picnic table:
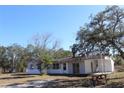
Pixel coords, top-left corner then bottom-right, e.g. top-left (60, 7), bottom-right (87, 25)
top-left (90, 72), bottom-right (111, 87)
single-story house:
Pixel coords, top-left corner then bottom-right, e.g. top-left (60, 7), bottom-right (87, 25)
top-left (26, 55), bottom-right (114, 75)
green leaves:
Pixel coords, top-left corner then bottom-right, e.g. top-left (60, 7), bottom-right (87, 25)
top-left (73, 6), bottom-right (124, 58)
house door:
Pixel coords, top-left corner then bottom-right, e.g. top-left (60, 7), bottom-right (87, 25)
top-left (91, 62), bottom-right (94, 73)
top-left (73, 63), bottom-right (79, 74)
top-left (91, 61), bottom-right (98, 73)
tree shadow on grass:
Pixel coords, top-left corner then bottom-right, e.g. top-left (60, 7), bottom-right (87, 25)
top-left (5, 78), bottom-right (91, 88)
top-left (11, 73), bottom-right (39, 76)
top-left (6, 83), bottom-right (22, 86)
top-left (48, 74), bottom-right (89, 77)
top-left (103, 82), bottom-right (124, 88)
top-left (108, 76), bottom-right (124, 81)
top-left (5, 78), bottom-right (124, 88)
top-left (42, 79), bottom-right (91, 88)
top-left (0, 76), bottom-right (35, 80)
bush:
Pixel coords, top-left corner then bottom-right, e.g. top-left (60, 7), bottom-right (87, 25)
top-left (113, 56), bottom-right (124, 65)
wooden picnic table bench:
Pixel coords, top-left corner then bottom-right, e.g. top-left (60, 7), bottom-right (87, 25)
top-left (90, 72), bottom-right (111, 87)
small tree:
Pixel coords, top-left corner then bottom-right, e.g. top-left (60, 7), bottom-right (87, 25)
top-left (30, 33), bottom-right (60, 74)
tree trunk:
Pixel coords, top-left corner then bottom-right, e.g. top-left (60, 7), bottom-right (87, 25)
top-left (2, 67), bottom-right (6, 73)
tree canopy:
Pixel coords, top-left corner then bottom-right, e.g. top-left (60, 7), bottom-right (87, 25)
top-left (72, 6), bottom-right (124, 59)
top-left (0, 34), bottom-right (72, 73)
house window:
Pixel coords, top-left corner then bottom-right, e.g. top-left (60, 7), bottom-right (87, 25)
top-left (53, 64), bottom-right (55, 69)
top-left (53, 63), bottom-right (60, 69)
top-left (63, 63), bottom-right (66, 70)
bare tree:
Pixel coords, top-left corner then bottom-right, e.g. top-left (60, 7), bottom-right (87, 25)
top-left (51, 40), bottom-right (60, 50)
top-left (31, 33), bottom-right (60, 51)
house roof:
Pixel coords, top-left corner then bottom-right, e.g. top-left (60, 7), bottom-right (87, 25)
top-left (54, 55), bottom-right (109, 63)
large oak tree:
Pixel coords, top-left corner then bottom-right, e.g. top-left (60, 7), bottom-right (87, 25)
top-left (72, 6), bottom-right (124, 59)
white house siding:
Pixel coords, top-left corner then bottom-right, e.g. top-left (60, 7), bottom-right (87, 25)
top-left (104, 59), bottom-right (114, 72)
top-left (84, 60), bottom-right (92, 74)
top-left (84, 59), bottom-right (105, 74)
top-left (47, 63), bottom-right (63, 74)
top-left (26, 69), bottom-right (40, 74)
top-left (105, 57), bottom-right (114, 72)
top-left (68, 63), bottom-right (73, 74)
top-left (95, 59), bottom-right (114, 72)
top-left (79, 61), bottom-right (85, 74)
top-left (104, 60), bottom-right (112, 72)
top-left (47, 69), bottom-right (63, 74)
top-left (26, 62), bottom-right (40, 74)
top-left (110, 58), bottom-right (114, 72)
top-left (84, 58), bottom-right (114, 74)
top-left (47, 63), bottom-right (69, 74)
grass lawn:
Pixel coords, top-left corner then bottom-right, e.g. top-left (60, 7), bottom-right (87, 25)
top-left (0, 66), bottom-right (124, 87)
top-left (0, 73), bottom-right (87, 87)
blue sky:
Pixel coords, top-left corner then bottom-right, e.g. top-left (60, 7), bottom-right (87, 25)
top-left (0, 5), bottom-right (115, 50)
